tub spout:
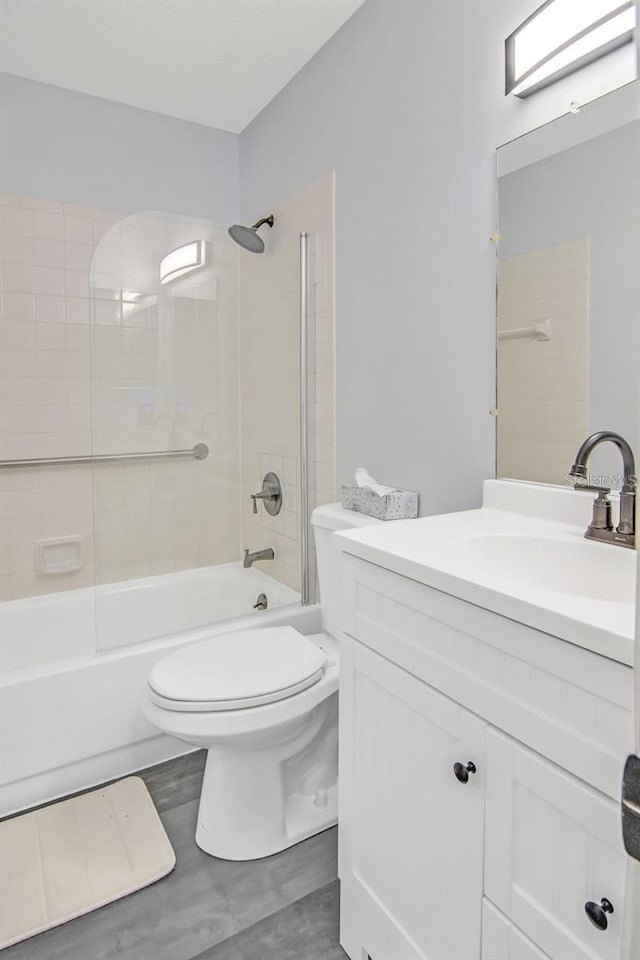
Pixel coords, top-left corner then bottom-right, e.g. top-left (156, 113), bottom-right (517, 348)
top-left (243, 547), bottom-right (275, 568)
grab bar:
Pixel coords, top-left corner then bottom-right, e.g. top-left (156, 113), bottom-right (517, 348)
top-left (0, 443), bottom-right (209, 469)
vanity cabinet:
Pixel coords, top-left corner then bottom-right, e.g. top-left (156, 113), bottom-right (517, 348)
top-left (340, 640), bottom-right (486, 960)
top-left (485, 731), bottom-right (626, 960)
top-left (482, 901), bottom-right (551, 960)
top-left (339, 555), bottom-right (633, 960)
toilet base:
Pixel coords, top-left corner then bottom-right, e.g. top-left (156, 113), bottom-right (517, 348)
top-left (193, 700), bottom-right (338, 861)
top-left (195, 784), bottom-right (338, 861)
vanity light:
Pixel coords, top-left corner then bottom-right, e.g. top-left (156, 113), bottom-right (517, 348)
top-left (159, 239), bottom-right (207, 284)
top-left (506, 0), bottom-right (637, 98)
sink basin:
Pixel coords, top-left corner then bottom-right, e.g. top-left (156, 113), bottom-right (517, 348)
top-left (453, 535), bottom-right (635, 604)
top-left (336, 480), bottom-right (637, 664)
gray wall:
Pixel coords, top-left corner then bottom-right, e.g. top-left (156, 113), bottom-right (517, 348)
top-left (499, 122), bottom-right (640, 462)
top-left (0, 73), bottom-right (239, 222)
top-left (239, 0), bottom-right (636, 515)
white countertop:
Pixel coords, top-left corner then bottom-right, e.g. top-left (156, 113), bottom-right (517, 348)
top-left (336, 480), bottom-right (636, 666)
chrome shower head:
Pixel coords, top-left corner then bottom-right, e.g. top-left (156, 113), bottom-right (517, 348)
top-left (228, 214), bottom-right (274, 253)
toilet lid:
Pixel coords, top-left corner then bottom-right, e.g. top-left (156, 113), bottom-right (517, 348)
top-left (148, 626), bottom-right (328, 710)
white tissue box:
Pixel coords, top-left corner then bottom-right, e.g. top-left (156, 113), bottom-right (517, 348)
top-left (341, 484), bottom-right (419, 520)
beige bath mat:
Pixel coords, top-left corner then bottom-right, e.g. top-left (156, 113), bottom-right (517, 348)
top-left (0, 776), bottom-right (175, 949)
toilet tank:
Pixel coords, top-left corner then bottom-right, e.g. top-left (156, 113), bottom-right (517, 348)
top-left (310, 503), bottom-right (382, 639)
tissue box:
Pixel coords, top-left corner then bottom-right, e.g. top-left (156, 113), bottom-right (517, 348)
top-left (341, 484), bottom-right (419, 521)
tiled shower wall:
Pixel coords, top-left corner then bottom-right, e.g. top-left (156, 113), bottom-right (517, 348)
top-left (239, 173), bottom-right (336, 592)
top-left (1, 175), bottom-right (335, 602)
top-left (89, 213), bottom-right (240, 586)
top-left (497, 238), bottom-right (589, 485)
top-left (1, 196), bottom-right (113, 601)
top-left (0, 196), bottom-right (240, 600)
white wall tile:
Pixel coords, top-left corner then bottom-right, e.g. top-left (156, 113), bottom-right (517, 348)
top-left (64, 215), bottom-right (93, 245)
top-left (3, 234), bottom-right (35, 265)
top-left (65, 297), bottom-right (90, 325)
top-left (3, 292), bottom-right (35, 322)
top-left (64, 243), bottom-right (93, 272)
top-left (2, 320), bottom-right (36, 350)
top-left (33, 211), bottom-right (63, 240)
top-left (35, 266), bottom-right (65, 297)
top-left (2, 207), bottom-right (34, 237)
top-left (64, 268), bottom-right (90, 300)
top-left (36, 322), bottom-right (66, 350)
top-left (1, 200), bottom-right (245, 604)
top-left (34, 294), bottom-right (64, 324)
top-left (34, 238), bottom-right (65, 269)
top-left (2, 263), bottom-right (35, 293)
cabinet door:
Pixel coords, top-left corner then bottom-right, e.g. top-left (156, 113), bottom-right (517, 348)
top-left (482, 899), bottom-right (551, 960)
top-left (340, 640), bottom-right (486, 960)
top-left (485, 730), bottom-right (627, 960)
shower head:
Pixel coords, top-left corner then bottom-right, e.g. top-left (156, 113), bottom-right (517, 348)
top-left (228, 215), bottom-right (274, 253)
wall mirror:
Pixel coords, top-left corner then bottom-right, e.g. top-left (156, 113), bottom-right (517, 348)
top-left (495, 81), bottom-right (639, 488)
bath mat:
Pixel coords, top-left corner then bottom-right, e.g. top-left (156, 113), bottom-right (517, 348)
top-left (0, 776), bottom-right (175, 949)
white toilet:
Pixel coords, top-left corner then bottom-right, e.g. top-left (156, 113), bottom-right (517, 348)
top-left (143, 503), bottom-right (380, 861)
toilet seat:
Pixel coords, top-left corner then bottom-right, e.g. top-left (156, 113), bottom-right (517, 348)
top-left (148, 626), bottom-right (328, 713)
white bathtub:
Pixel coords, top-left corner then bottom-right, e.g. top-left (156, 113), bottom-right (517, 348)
top-left (0, 562), bottom-right (300, 672)
top-left (0, 565), bottom-right (321, 816)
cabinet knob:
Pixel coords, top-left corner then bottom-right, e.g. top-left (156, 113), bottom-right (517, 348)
top-left (584, 898), bottom-right (614, 930)
top-left (453, 761), bottom-right (476, 784)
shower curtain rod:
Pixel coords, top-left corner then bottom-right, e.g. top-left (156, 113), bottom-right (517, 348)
top-left (0, 443), bottom-right (209, 469)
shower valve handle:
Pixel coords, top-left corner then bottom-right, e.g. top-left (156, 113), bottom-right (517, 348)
top-left (251, 489), bottom-right (274, 512)
top-left (250, 473), bottom-right (283, 517)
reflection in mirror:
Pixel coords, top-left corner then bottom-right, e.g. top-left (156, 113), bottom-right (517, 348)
top-left (496, 84), bottom-right (639, 488)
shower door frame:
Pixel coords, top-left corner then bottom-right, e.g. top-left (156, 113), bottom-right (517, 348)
top-left (299, 231), bottom-right (315, 606)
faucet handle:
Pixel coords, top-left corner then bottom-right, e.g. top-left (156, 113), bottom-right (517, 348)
top-left (249, 472), bottom-right (283, 517)
top-left (591, 490), bottom-right (613, 531)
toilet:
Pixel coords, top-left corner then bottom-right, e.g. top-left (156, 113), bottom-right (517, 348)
top-left (143, 503), bottom-right (380, 861)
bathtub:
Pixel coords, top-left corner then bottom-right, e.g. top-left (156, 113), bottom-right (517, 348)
top-left (1, 563), bottom-right (301, 673)
top-left (0, 564), bottom-right (321, 816)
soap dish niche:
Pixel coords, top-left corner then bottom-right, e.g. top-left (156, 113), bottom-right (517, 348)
top-left (37, 536), bottom-right (82, 576)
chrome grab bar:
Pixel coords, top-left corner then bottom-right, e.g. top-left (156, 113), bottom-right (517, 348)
top-left (0, 443), bottom-right (209, 469)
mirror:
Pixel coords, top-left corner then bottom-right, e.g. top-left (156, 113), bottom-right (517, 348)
top-left (495, 83), bottom-right (640, 488)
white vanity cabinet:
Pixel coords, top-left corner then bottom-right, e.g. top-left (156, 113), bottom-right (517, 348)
top-left (485, 731), bottom-right (627, 960)
top-left (482, 900), bottom-right (552, 960)
top-left (339, 554), bottom-right (634, 960)
top-left (339, 639), bottom-right (486, 960)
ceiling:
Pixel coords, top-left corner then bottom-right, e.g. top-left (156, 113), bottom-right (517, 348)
top-left (0, 0), bottom-right (365, 133)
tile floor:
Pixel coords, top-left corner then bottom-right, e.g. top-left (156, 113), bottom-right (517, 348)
top-left (2, 751), bottom-right (345, 960)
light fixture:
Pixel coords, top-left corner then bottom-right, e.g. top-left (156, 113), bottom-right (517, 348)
top-left (506, 0), bottom-right (637, 98)
top-left (159, 239), bottom-right (207, 284)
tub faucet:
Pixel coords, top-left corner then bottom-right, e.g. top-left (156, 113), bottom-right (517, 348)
top-left (568, 431), bottom-right (636, 549)
top-left (243, 547), bottom-right (275, 568)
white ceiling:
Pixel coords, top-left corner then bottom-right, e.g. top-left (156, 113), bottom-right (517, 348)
top-left (0, 0), bottom-right (365, 133)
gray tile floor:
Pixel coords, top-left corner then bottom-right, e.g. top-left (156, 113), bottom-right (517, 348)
top-left (2, 751), bottom-right (346, 960)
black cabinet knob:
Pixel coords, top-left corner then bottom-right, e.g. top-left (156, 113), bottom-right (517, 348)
top-left (585, 898), bottom-right (614, 930)
top-left (453, 761), bottom-right (476, 784)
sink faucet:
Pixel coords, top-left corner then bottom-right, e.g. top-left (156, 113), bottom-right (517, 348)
top-left (243, 547), bottom-right (275, 568)
top-left (568, 431), bottom-right (636, 549)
